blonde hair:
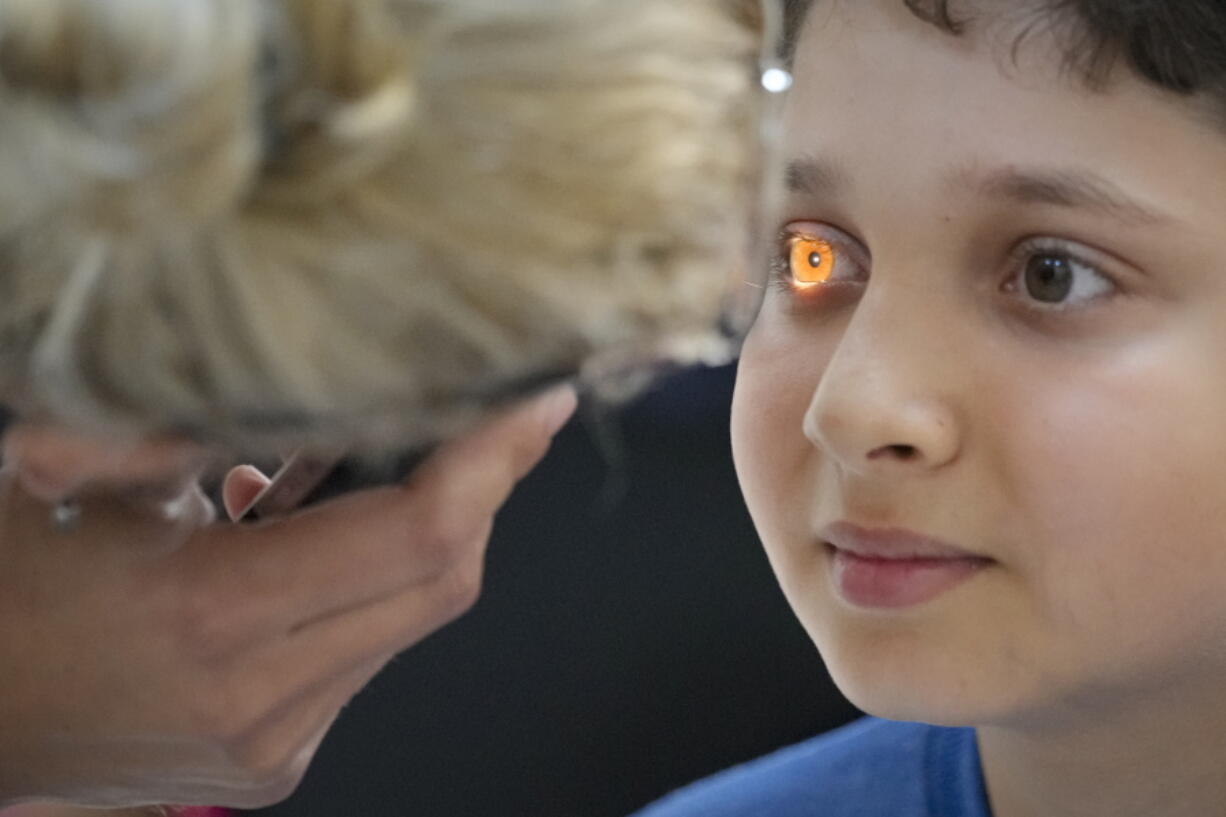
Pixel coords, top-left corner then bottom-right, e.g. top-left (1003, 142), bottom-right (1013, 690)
top-left (0, 0), bottom-right (769, 455)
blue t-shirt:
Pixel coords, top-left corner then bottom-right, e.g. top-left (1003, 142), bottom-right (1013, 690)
top-left (631, 717), bottom-right (992, 817)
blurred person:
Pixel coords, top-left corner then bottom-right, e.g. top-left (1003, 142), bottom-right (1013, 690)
top-left (0, 0), bottom-right (770, 812)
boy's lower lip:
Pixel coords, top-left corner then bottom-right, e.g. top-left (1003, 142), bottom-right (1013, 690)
top-left (827, 545), bottom-right (991, 610)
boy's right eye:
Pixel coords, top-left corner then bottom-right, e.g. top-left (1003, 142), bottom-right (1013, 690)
top-left (790, 236), bottom-right (838, 286)
top-left (771, 223), bottom-right (867, 298)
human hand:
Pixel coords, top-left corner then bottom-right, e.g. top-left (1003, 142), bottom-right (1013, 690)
top-left (0, 805), bottom-right (206, 817)
top-left (0, 386), bottom-right (576, 809)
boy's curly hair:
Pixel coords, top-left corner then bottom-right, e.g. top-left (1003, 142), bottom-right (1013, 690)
top-left (783, 0), bottom-right (1226, 104)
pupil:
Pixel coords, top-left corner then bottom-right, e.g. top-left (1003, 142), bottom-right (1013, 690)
top-left (808, 251), bottom-right (823, 268)
top-left (1025, 255), bottom-right (1072, 303)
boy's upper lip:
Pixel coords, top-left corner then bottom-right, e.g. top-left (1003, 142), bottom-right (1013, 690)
top-left (819, 521), bottom-right (989, 561)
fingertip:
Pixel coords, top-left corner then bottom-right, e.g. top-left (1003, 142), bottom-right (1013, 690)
top-left (223, 464), bottom-right (272, 521)
top-left (2, 426), bottom-right (82, 501)
top-left (535, 384), bottom-right (578, 438)
top-left (14, 463), bottom-right (77, 503)
top-left (2, 424), bottom-right (214, 500)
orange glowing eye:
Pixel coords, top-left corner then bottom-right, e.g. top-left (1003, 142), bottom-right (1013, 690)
top-left (789, 236), bottom-right (837, 286)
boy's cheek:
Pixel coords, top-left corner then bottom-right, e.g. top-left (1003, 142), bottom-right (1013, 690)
top-left (996, 350), bottom-right (1226, 654)
top-left (731, 336), bottom-right (823, 509)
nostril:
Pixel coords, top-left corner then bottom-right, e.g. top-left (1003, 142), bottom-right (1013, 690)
top-left (868, 443), bottom-right (919, 461)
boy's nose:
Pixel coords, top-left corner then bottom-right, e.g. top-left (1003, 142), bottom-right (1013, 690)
top-left (802, 300), bottom-right (962, 478)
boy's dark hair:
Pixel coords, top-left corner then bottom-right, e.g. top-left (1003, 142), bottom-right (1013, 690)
top-left (782, 0), bottom-right (1226, 106)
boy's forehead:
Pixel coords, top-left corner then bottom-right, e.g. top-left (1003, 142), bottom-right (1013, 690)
top-left (788, 1), bottom-right (1096, 154)
top-left (796, 0), bottom-right (1059, 80)
top-left (782, 0), bottom-right (1226, 227)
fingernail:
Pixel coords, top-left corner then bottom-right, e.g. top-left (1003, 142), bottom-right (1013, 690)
top-left (539, 385), bottom-right (578, 437)
top-left (15, 461), bottom-right (75, 502)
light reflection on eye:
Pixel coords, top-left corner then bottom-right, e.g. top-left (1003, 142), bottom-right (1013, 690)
top-left (788, 235), bottom-right (838, 287)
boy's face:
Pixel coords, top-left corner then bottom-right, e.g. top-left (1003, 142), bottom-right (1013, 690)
top-left (732, 0), bottom-right (1226, 727)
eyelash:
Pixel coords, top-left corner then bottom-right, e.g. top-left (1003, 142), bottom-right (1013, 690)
top-left (766, 232), bottom-right (793, 295)
top-left (767, 253), bottom-right (801, 297)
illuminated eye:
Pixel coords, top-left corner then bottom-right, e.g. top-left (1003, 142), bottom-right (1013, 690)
top-left (789, 236), bottom-right (837, 286)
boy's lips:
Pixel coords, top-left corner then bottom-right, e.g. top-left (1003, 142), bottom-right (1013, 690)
top-left (819, 521), bottom-right (987, 560)
top-left (819, 521), bottom-right (994, 610)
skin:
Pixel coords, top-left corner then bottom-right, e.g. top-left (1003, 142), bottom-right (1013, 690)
top-left (730, 2), bottom-right (1226, 816)
top-left (0, 385), bottom-right (576, 811)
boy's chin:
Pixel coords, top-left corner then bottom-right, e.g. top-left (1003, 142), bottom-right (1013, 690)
top-left (833, 681), bottom-right (988, 728)
top-left (814, 637), bottom-right (1040, 729)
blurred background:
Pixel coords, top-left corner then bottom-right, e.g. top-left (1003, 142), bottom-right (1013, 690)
top-left (245, 362), bottom-right (859, 817)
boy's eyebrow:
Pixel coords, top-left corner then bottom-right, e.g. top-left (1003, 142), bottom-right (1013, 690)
top-left (967, 166), bottom-right (1171, 226)
top-left (785, 157), bottom-right (1171, 227)
top-left (785, 157), bottom-right (850, 198)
